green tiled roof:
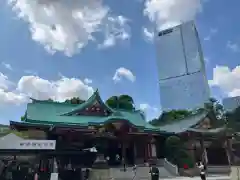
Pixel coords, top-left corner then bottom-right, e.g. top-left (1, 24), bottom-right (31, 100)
top-left (25, 90), bottom-right (153, 130)
top-left (13, 90), bottom-right (216, 134)
top-left (158, 111), bottom-right (208, 134)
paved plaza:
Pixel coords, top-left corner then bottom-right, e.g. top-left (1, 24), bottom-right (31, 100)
top-left (113, 175), bottom-right (230, 180)
top-left (160, 176), bottom-right (230, 180)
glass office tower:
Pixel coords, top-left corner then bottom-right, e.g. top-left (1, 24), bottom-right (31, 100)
top-left (155, 21), bottom-right (210, 111)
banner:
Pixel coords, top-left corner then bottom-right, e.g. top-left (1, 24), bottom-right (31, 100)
top-left (0, 139), bottom-right (56, 150)
top-left (18, 140), bottom-right (56, 150)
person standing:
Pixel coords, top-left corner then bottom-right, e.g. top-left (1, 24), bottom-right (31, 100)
top-left (197, 162), bottom-right (206, 180)
top-left (149, 163), bottom-right (159, 180)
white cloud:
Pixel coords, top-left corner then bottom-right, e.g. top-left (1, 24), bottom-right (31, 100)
top-left (9, 0), bottom-right (130, 56)
top-left (227, 41), bottom-right (240, 52)
top-left (204, 28), bottom-right (218, 41)
top-left (99, 16), bottom-right (130, 49)
top-left (208, 65), bottom-right (240, 97)
top-left (139, 103), bottom-right (159, 120)
top-left (17, 76), bottom-right (94, 102)
top-left (142, 27), bottom-right (154, 42)
top-left (113, 67), bottom-right (136, 83)
top-left (0, 89), bottom-right (27, 105)
top-left (0, 72), bottom-right (94, 105)
top-left (203, 36), bottom-right (210, 41)
top-left (84, 78), bottom-right (93, 84)
top-left (2, 62), bottom-right (13, 71)
top-left (210, 28), bottom-right (218, 34)
top-left (0, 73), bottom-right (27, 105)
top-left (139, 103), bottom-right (158, 112)
top-left (143, 0), bottom-right (202, 30)
top-left (0, 73), bottom-right (13, 90)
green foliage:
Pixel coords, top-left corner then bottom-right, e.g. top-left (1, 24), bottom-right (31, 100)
top-left (177, 150), bottom-right (194, 168)
top-left (165, 136), bottom-right (182, 149)
top-left (20, 111), bottom-right (27, 121)
top-left (64, 97), bottom-right (85, 104)
top-left (226, 106), bottom-right (240, 131)
top-left (0, 130), bottom-right (29, 139)
top-left (105, 96), bottom-right (119, 109)
top-left (165, 136), bottom-right (194, 168)
top-left (11, 131), bottom-right (29, 139)
top-left (150, 97), bottom-right (226, 127)
top-left (165, 136), bottom-right (182, 164)
top-left (202, 97), bottom-right (226, 127)
top-left (105, 95), bottom-right (135, 110)
top-left (150, 109), bottom-right (193, 126)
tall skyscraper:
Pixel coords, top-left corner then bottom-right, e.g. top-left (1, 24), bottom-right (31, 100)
top-left (155, 21), bottom-right (210, 111)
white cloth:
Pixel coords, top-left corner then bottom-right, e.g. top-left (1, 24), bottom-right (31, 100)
top-left (198, 163), bottom-right (205, 175)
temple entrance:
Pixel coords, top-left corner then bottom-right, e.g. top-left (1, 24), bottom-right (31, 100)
top-left (206, 141), bottom-right (229, 165)
top-left (125, 142), bottom-right (135, 165)
top-left (106, 140), bottom-right (121, 166)
top-left (155, 136), bottom-right (166, 158)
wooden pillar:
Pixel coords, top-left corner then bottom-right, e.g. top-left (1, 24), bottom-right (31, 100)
top-left (148, 143), bottom-right (152, 158)
top-left (121, 140), bottom-right (126, 171)
top-left (144, 142), bottom-right (149, 162)
top-left (226, 137), bottom-right (233, 165)
top-left (199, 138), bottom-right (207, 167)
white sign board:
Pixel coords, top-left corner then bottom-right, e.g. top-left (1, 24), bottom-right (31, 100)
top-left (0, 137), bottom-right (56, 150)
top-left (18, 140), bottom-right (56, 150)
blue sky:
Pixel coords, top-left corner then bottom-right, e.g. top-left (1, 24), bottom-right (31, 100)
top-left (0, 0), bottom-right (239, 124)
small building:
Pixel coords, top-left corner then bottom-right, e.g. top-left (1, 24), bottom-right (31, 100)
top-left (9, 90), bottom-right (231, 168)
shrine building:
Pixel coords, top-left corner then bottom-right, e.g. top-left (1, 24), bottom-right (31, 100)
top-left (9, 90), bottom-right (231, 168)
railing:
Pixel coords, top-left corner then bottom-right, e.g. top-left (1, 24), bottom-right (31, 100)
top-left (163, 158), bottom-right (179, 176)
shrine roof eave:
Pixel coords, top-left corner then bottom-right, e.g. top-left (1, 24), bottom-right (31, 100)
top-left (10, 120), bottom-right (167, 135)
top-left (22, 115), bottom-right (158, 131)
top-left (185, 127), bottom-right (231, 138)
top-left (10, 121), bottom-right (52, 131)
top-left (187, 127), bottom-right (226, 134)
top-left (10, 120), bottom-right (92, 131)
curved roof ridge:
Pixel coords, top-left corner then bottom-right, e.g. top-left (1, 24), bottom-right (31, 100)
top-left (29, 98), bottom-right (81, 106)
top-left (59, 89), bottom-right (115, 116)
top-left (159, 110), bottom-right (208, 126)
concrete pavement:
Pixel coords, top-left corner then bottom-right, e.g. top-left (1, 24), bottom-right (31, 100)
top-left (160, 176), bottom-right (230, 180)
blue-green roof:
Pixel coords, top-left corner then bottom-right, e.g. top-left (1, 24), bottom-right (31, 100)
top-left (24, 90), bottom-right (153, 130)
top-left (158, 111), bottom-right (208, 134)
top-left (12, 91), bottom-right (214, 134)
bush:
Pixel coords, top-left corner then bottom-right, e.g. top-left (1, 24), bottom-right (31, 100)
top-left (177, 150), bottom-right (194, 168)
top-left (165, 136), bottom-right (182, 149)
top-left (165, 136), bottom-right (194, 168)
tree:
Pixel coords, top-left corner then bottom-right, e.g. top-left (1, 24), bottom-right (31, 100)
top-left (202, 97), bottom-right (226, 127)
top-left (105, 95), bottom-right (135, 110)
top-left (165, 136), bottom-right (182, 164)
top-left (204, 98), bottom-right (224, 119)
top-left (149, 109), bottom-right (193, 126)
top-left (20, 111), bottom-right (27, 121)
top-left (105, 96), bottom-right (118, 109)
top-left (226, 106), bottom-right (240, 131)
top-left (65, 97), bottom-right (85, 104)
top-left (165, 136), bottom-right (194, 168)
